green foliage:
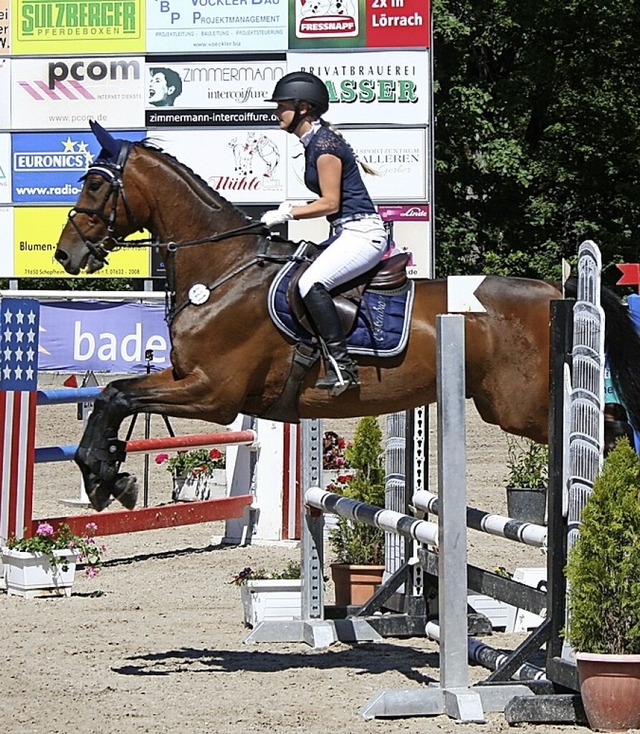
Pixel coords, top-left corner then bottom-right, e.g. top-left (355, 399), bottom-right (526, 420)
top-left (505, 437), bottom-right (548, 489)
top-left (5, 521), bottom-right (104, 576)
top-left (432, 0), bottom-right (640, 283)
top-left (565, 438), bottom-right (640, 654)
top-left (232, 561), bottom-right (301, 585)
top-left (329, 417), bottom-right (385, 565)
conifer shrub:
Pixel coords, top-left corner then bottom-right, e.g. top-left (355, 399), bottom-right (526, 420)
top-left (565, 437), bottom-right (640, 654)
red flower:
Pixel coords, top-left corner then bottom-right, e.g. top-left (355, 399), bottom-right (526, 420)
top-left (210, 448), bottom-right (222, 460)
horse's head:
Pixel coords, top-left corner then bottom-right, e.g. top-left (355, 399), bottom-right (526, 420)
top-left (55, 121), bottom-right (146, 274)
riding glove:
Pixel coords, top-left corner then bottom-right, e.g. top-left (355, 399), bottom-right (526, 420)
top-left (261, 201), bottom-right (294, 228)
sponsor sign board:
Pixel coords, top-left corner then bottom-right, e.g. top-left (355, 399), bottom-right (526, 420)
top-left (0, 133), bottom-right (11, 203)
top-left (0, 0), bottom-right (9, 54)
top-left (289, 0), bottom-right (429, 50)
top-left (13, 206), bottom-right (151, 278)
top-left (286, 49), bottom-right (428, 126)
top-left (0, 206), bottom-right (14, 275)
top-left (11, 0), bottom-right (145, 55)
top-left (11, 56), bottom-right (145, 130)
top-left (0, 58), bottom-right (9, 125)
top-left (156, 128), bottom-right (286, 203)
top-left (145, 54), bottom-right (284, 128)
top-left (379, 203), bottom-right (430, 278)
top-left (12, 129), bottom-right (146, 203)
top-left (146, 0), bottom-right (288, 53)
top-left (39, 301), bottom-right (170, 373)
top-left (286, 127), bottom-right (427, 201)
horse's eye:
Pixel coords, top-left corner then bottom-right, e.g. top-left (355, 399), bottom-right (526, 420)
top-left (87, 179), bottom-right (103, 192)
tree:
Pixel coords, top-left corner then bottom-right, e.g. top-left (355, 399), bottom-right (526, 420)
top-left (433, 0), bottom-right (640, 284)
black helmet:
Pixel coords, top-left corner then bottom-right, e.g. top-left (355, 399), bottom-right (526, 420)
top-left (267, 72), bottom-right (329, 116)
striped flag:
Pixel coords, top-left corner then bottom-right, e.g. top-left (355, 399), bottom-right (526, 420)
top-left (0, 298), bottom-right (39, 543)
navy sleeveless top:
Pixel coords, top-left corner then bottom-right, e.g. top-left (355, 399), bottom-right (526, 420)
top-left (303, 125), bottom-right (377, 223)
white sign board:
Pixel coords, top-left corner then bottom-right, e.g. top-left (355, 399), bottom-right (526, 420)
top-left (286, 127), bottom-right (427, 202)
top-left (11, 56), bottom-right (145, 130)
top-left (0, 133), bottom-right (10, 203)
top-left (0, 58), bottom-right (10, 128)
top-left (153, 129), bottom-right (286, 204)
top-left (286, 50), bottom-right (429, 126)
top-left (0, 206), bottom-right (14, 276)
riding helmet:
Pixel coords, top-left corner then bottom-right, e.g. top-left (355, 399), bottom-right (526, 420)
top-left (267, 72), bottom-right (329, 116)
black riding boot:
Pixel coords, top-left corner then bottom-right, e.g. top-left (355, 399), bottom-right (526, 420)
top-left (302, 283), bottom-right (360, 396)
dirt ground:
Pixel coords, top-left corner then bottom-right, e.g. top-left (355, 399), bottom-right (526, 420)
top-left (1, 376), bottom-right (589, 734)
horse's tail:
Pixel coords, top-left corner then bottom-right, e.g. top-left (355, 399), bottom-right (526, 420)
top-left (565, 277), bottom-right (640, 431)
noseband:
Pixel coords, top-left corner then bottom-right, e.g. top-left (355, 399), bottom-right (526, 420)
top-left (66, 141), bottom-right (137, 265)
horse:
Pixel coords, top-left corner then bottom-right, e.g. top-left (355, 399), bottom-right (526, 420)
top-left (54, 123), bottom-right (640, 513)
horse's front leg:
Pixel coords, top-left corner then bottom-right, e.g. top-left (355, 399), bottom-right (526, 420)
top-left (76, 382), bottom-right (139, 512)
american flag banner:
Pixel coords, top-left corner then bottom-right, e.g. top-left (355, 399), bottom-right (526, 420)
top-left (0, 299), bottom-right (39, 543)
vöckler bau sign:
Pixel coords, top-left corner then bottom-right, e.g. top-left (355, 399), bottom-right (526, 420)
top-left (11, 0), bottom-right (145, 54)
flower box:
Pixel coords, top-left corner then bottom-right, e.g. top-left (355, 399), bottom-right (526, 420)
top-left (2, 547), bottom-right (77, 598)
top-left (240, 579), bottom-right (302, 628)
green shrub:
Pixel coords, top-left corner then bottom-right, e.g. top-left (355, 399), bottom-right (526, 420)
top-left (506, 436), bottom-right (548, 489)
top-left (565, 437), bottom-right (640, 654)
top-left (329, 416), bottom-right (385, 565)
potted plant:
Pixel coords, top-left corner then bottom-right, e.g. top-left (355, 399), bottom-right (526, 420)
top-left (232, 562), bottom-right (302, 628)
top-left (505, 436), bottom-right (549, 524)
top-left (2, 521), bottom-right (105, 597)
top-left (564, 437), bottom-right (640, 731)
top-left (328, 416), bottom-right (386, 607)
top-left (155, 447), bottom-right (226, 502)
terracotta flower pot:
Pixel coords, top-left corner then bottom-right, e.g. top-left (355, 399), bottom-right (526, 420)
top-left (576, 651), bottom-right (640, 731)
top-left (330, 563), bottom-right (385, 606)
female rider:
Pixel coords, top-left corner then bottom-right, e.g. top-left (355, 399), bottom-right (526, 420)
top-left (261, 71), bottom-right (387, 397)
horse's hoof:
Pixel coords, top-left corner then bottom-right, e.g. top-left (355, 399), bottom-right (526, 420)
top-left (86, 487), bottom-right (113, 512)
top-left (113, 473), bottom-right (139, 509)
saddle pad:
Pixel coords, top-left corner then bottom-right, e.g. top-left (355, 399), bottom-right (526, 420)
top-left (267, 249), bottom-right (415, 359)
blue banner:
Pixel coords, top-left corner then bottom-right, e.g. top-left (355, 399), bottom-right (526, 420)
top-left (38, 301), bottom-right (170, 373)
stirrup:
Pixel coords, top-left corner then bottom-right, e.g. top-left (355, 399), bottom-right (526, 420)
top-left (315, 360), bottom-right (360, 397)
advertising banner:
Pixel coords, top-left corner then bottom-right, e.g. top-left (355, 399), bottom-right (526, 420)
top-left (0, 0), bottom-right (8, 54)
top-left (145, 54), bottom-right (284, 129)
top-left (286, 127), bottom-right (426, 201)
top-left (12, 129), bottom-right (146, 203)
top-left (0, 133), bottom-right (10, 203)
top-left (146, 0), bottom-right (288, 54)
top-left (0, 206), bottom-right (14, 276)
top-left (39, 301), bottom-right (170, 373)
top-left (0, 58), bottom-right (9, 126)
top-left (157, 128), bottom-right (286, 203)
top-left (11, 56), bottom-right (145, 130)
top-left (13, 206), bottom-right (151, 278)
top-left (289, 0), bottom-right (429, 50)
top-left (287, 50), bottom-right (428, 126)
top-left (11, 0), bottom-right (145, 55)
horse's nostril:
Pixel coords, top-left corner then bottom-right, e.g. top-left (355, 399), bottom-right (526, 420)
top-left (54, 249), bottom-right (67, 264)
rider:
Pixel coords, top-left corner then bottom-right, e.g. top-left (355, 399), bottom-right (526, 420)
top-left (261, 71), bottom-right (387, 396)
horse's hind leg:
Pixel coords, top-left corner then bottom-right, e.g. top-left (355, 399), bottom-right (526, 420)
top-left (76, 382), bottom-right (140, 511)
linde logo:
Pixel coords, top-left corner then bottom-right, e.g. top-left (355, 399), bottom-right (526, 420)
top-left (401, 206), bottom-right (428, 218)
top-left (14, 137), bottom-right (94, 171)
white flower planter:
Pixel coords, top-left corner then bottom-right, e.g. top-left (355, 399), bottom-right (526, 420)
top-left (2, 547), bottom-right (77, 598)
top-left (240, 579), bottom-right (302, 628)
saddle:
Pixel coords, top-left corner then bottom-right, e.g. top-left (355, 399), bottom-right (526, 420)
top-left (285, 243), bottom-right (410, 335)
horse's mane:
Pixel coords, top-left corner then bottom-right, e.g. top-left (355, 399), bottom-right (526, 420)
top-left (135, 138), bottom-right (251, 223)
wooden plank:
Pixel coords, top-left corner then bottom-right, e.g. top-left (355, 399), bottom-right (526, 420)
top-left (31, 495), bottom-right (253, 537)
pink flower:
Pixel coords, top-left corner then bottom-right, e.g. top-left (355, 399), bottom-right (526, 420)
top-left (35, 522), bottom-right (54, 537)
top-left (155, 453), bottom-right (169, 465)
top-left (85, 522), bottom-right (98, 534)
top-left (85, 566), bottom-right (99, 579)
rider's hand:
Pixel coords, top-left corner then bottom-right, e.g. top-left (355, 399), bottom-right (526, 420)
top-left (261, 201), bottom-right (294, 228)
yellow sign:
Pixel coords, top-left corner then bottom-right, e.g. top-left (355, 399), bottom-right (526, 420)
top-left (11, 0), bottom-right (144, 54)
top-left (14, 206), bottom-right (150, 278)
top-left (0, 0), bottom-right (9, 54)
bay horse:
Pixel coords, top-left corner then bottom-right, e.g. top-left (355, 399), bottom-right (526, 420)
top-left (54, 124), bottom-right (640, 512)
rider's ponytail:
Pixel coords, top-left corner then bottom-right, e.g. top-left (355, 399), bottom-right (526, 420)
top-left (319, 119), bottom-right (380, 176)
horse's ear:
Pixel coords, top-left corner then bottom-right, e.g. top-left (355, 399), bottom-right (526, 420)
top-left (89, 120), bottom-right (120, 158)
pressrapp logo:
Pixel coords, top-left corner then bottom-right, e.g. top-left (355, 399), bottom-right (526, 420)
top-left (296, 0), bottom-right (359, 38)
